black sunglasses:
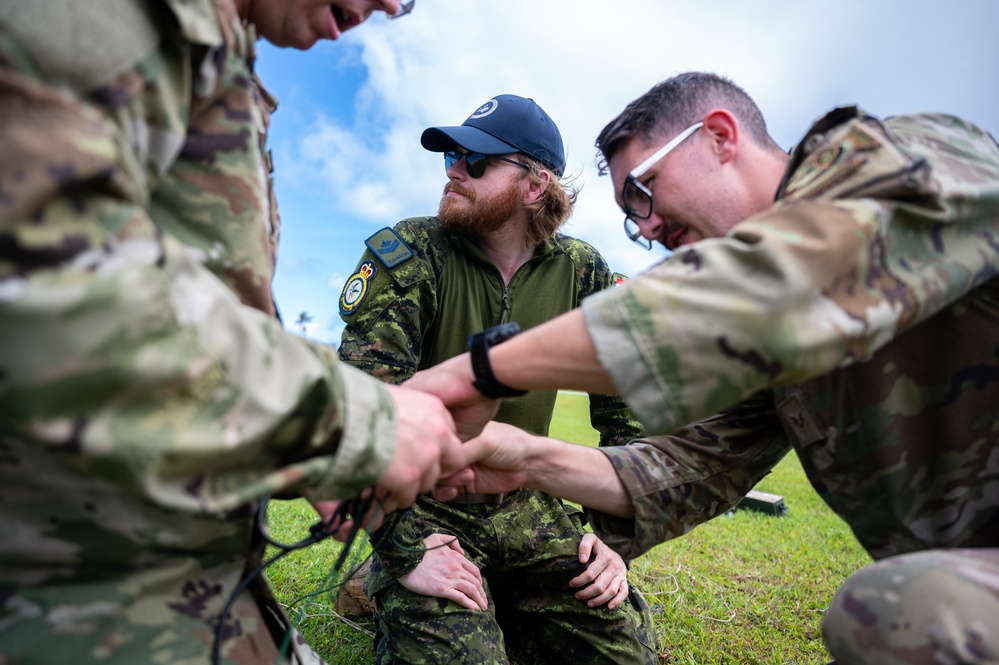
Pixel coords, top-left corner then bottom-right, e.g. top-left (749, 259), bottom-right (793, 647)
top-left (444, 151), bottom-right (529, 178)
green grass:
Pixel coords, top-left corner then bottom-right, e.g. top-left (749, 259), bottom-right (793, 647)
top-left (265, 391), bottom-right (872, 664)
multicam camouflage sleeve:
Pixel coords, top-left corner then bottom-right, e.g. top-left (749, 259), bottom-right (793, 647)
top-left (0, 0), bottom-right (396, 521)
top-left (591, 390), bottom-right (791, 560)
top-left (0, 2), bottom-right (396, 662)
top-left (562, 238), bottom-right (646, 448)
top-left (584, 109), bottom-right (999, 435)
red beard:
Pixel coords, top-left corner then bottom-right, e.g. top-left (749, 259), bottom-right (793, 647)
top-left (438, 181), bottom-right (522, 240)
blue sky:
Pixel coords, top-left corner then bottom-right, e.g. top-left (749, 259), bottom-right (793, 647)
top-left (257, 0), bottom-right (999, 344)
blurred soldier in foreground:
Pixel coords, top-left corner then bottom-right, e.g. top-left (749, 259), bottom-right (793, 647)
top-left (0, 1), bottom-right (467, 663)
top-left (413, 72), bottom-right (999, 664)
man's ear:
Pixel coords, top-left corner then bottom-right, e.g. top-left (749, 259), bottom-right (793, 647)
top-left (703, 109), bottom-right (739, 165)
top-left (523, 167), bottom-right (550, 203)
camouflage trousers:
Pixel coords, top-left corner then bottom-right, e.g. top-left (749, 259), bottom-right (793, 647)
top-left (822, 548), bottom-right (999, 664)
top-left (368, 489), bottom-right (658, 665)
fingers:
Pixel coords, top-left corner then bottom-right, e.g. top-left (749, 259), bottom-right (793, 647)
top-left (431, 485), bottom-right (460, 502)
top-left (324, 519), bottom-right (359, 543)
top-left (438, 467), bottom-right (476, 487)
top-left (452, 401), bottom-right (501, 442)
top-left (569, 534), bottom-right (607, 588)
top-left (443, 583), bottom-right (488, 611)
top-left (441, 535), bottom-right (465, 555)
top-left (309, 496), bottom-right (385, 539)
top-left (447, 550), bottom-right (487, 611)
top-left (439, 440), bottom-right (468, 478)
top-left (459, 436), bottom-right (492, 465)
top-left (403, 355), bottom-right (502, 442)
top-left (574, 573), bottom-right (629, 609)
top-left (569, 535), bottom-right (631, 608)
top-left (577, 532), bottom-right (596, 564)
top-left (379, 385), bottom-right (464, 510)
top-left (398, 534), bottom-right (488, 611)
top-left (309, 498), bottom-right (343, 527)
top-left (605, 576), bottom-right (629, 610)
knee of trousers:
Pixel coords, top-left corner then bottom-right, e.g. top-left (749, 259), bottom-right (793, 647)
top-left (822, 549), bottom-right (999, 665)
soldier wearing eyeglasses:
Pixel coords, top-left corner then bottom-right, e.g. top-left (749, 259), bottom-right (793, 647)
top-left (337, 94), bottom-right (657, 664)
top-left (412, 72), bottom-right (999, 665)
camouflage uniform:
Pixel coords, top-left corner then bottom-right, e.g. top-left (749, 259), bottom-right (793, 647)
top-left (580, 108), bottom-right (999, 663)
top-left (339, 217), bottom-right (657, 664)
top-left (0, 1), bottom-right (397, 663)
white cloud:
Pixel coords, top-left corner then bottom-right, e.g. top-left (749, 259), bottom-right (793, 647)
top-left (327, 271), bottom-right (347, 294)
top-left (288, 0), bottom-right (998, 277)
top-left (269, 0), bottom-right (999, 342)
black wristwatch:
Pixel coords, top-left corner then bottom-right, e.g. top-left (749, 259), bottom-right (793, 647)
top-left (468, 322), bottom-right (528, 399)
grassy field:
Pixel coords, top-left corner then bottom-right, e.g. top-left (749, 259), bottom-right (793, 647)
top-left (265, 391), bottom-right (872, 664)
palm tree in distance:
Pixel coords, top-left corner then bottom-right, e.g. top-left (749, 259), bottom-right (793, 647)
top-left (295, 311), bottom-right (313, 337)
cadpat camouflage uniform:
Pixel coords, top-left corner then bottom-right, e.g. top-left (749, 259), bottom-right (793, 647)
top-left (581, 107), bottom-right (999, 664)
top-left (339, 217), bottom-right (656, 664)
top-left (0, 1), bottom-right (397, 663)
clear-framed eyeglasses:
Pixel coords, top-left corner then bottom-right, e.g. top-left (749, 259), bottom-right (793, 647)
top-left (390, 1), bottom-right (415, 19)
top-left (621, 121), bottom-right (703, 250)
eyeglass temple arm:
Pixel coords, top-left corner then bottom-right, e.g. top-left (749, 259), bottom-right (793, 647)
top-left (629, 121), bottom-right (704, 177)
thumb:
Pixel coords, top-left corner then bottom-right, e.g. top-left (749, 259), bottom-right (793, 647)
top-left (461, 436), bottom-right (492, 465)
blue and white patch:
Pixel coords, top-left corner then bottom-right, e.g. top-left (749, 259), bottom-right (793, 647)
top-left (365, 227), bottom-right (414, 268)
top-left (471, 98), bottom-right (499, 119)
top-left (339, 260), bottom-right (376, 315)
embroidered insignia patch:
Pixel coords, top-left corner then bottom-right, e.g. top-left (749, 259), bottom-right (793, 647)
top-left (365, 227), bottom-right (414, 268)
top-left (340, 260), bottom-right (376, 315)
top-left (784, 125), bottom-right (881, 198)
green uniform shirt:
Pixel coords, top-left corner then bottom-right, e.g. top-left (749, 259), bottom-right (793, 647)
top-left (339, 217), bottom-right (644, 579)
top-left (340, 216), bottom-right (642, 441)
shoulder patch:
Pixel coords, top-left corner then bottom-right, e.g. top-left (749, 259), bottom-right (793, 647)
top-left (612, 272), bottom-right (629, 285)
top-left (339, 260), bottom-right (376, 315)
top-left (783, 123), bottom-right (883, 199)
top-left (365, 227), bottom-right (414, 268)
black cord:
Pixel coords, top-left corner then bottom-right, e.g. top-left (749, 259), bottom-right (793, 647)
top-left (211, 493), bottom-right (381, 665)
top-left (211, 488), bottom-right (479, 664)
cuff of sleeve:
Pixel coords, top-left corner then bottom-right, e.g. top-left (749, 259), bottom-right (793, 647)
top-left (369, 512), bottom-right (427, 583)
top-left (311, 363), bottom-right (397, 498)
top-left (376, 541), bottom-right (425, 579)
top-left (584, 446), bottom-right (672, 561)
top-left (582, 286), bottom-right (678, 434)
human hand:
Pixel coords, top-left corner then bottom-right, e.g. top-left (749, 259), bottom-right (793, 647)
top-left (569, 533), bottom-right (630, 609)
top-left (432, 421), bottom-right (533, 502)
top-left (404, 353), bottom-right (500, 441)
top-left (308, 490), bottom-right (387, 542)
top-left (398, 533), bottom-right (487, 611)
top-left (376, 385), bottom-right (466, 514)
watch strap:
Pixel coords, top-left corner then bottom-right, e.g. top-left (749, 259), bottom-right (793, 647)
top-left (468, 323), bottom-right (528, 399)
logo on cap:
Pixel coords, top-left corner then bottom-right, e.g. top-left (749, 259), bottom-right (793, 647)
top-left (471, 99), bottom-right (499, 119)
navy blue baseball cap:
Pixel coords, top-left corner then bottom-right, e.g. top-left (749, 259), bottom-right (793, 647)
top-left (421, 94), bottom-right (566, 176)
